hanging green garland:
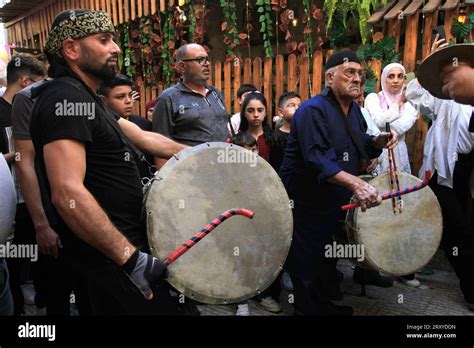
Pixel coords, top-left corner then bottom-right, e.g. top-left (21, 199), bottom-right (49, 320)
top-left (188, 2), bottom-right (197, 41)
top-left (162, 8), bottom-right (177, 87)
top-left (302, 0), bottom-right (314, 59)
top-left (257, 0), bottom-right (273, 58)
top-left (324, 0), bottom-right (387, 44)
top-left (220, 0), bottom-right (241, 59)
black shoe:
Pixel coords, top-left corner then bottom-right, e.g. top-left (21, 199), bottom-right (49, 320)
top-left (353, 267), bottom-right (393, 288)
top-left (178, 300), bottom-right (201, 316)
top-left (317, 302), bottom-right (353, 316)
top-left (34, 293), bottom-right (46, 309)
top-left (326, 287), bottom-right (344, 301)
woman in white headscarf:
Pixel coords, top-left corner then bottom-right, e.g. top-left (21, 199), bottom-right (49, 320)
top-left (365, 63), bottom-right (418, 175)
top-left (364, 63), bottom-right (420, 288)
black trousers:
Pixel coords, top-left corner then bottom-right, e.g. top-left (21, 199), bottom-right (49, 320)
top-left (429, 152), bottom-right (474, 303)
top-left (6, 203), bottom-right (73, 315)
top-left (71, 254), bottom-right (179, 315)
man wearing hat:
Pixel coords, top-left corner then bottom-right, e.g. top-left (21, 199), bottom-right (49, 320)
top-left (415, 39), bottom-right (474, 311)
top-left (279, 50), bottom-right (398, 315)
top-left (29, 10), bottom-right (186, 314)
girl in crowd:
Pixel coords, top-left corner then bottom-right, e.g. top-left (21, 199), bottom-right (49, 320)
top-left (235, 92), bottom-right (282, 315)
top-left (364, 63), bottom-right (420, 287)
top-left (238, 92), bottom-right (274, 162)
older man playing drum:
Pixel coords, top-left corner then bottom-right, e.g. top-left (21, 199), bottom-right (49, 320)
top-left (279, 50), bottom-right (398, 315)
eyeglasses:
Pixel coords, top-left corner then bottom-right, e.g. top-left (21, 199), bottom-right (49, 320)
top-left (181, 56), bottom-right (211, 65)
top-left (26, 76), bottom-right (41, 83)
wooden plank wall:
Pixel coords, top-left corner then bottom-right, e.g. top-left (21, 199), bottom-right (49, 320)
top-left (6, 0), bottom-right (468, 173)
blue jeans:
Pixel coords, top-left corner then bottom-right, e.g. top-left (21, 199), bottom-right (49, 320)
top-left (0, 259), bottom-right (13, 315)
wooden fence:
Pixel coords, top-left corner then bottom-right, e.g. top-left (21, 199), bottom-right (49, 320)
top-left (7, 0), bottom-right (458, 174)
top-left (137, 52), bottom-right (324, 119)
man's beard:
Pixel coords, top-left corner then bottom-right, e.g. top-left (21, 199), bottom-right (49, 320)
top-left (78, 44), bottom-right (118, 81)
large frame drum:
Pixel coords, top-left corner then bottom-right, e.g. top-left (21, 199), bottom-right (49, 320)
top-left (344, 172), bottom-right (442, 276)
top-left (145, 142), bottom-right (293, 304)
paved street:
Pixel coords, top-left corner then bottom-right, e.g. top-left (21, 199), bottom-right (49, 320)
top-left (21, 249), bottom-right (473, 317)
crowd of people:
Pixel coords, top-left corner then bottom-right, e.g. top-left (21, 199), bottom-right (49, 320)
top-left (0, 9), bottom-right (473, 317)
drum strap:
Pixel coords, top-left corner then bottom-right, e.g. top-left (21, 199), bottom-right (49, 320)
top-left (57, 77), bottom-right (155, 173)
top-left (321, 88), bottom-right (371, 167)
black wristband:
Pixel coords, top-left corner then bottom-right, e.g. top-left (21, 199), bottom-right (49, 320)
top-left (121, 248), bottom-right (140, 274)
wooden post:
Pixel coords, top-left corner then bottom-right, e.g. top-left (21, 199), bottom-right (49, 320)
top-left (252, 57), bottom-right (262, 91)
top-left (369, 32), bottom-right (384, 92)
top-left (403, 11), bottom-right (419, 72)
top-left (160, 0), bottom-right (166, 13)
top-left (233, 57), bottom-right (241, 114)
top-left (144, 0), bottom-right (149, 16)
top-left (444, 9), bottom-right (457, 43)
top-left (124, 0), bottom-right (129, 22)
top-left (214, 60), bottom-right (222, 91)
top-left (311, 50), bottom-right (323, 96)
top-left (243, 58), bottom-right (252, 84)
top-left (112, 0), bottom-right (118, 25)
top-left (151, 0), bottom-right (156, 15)
top-left (299, 55), bottom-right (309, 101)
top-left (224, 60), bottom-right (232, 113)
top-left (274, 55), bottom-right (284, 110)
top-left (287, 54), bottom-right (297, 92)
top-left (139, 84), bottom-right (146, 117)
top-left (131, 0), bottom-right (136, 20)
top-left (118, 0), bottom-right (123, 23)
top-left (387, 19), bottom-right (401, 51)
top-left (422, 11), bottom-right (439, 59)
top-left (264, 57), bottom-right (273, 119)
top-left (138, 0), bottom-right (142, 18)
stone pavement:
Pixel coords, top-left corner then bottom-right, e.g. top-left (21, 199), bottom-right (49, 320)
top-left (23, 251), bottom-right (473, 316)
top-left (197, 257), bottom-right (474, 316)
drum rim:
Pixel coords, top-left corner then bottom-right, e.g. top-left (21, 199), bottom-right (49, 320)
top-left (146, 142), bottom-right (293, 304)
top-left (345, 172), bottom-right (443, 276)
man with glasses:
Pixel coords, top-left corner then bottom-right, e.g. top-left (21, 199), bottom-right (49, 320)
top-left (279, 50), bottom-right (397, 315)
top-left (151, 44), bottom-right (228, 315)
top-left (152, 43), bottom-right (229, 170)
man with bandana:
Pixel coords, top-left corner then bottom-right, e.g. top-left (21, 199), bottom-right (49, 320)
top-left (279, 50), bottom-right (398, 315)
top-left (30, 10), bottom-right (186, 315)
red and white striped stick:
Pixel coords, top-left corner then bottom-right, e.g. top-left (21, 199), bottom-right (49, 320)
top-left (164, 208), bottom-right (254, 265)
top-left (341, 171), bottom-right (432, 211)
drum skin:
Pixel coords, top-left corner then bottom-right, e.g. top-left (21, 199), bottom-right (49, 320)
top-left (146, 142), bottom-right (293, 304)
top-left (345, 172), bottom-right (442, 276)
top-left (0, 155), bottom-right (16, 244)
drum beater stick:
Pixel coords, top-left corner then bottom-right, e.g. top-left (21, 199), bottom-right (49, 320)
top-left (341, 171), bottom-right (432, 211)
top-left (386, 123), bottom-right (401, 213)
top-left (163, 208), bottom-right (254, 265)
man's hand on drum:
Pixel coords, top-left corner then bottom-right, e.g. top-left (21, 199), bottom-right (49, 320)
top-left (122, 249), bottom-right (168, 300)
top-left (353, 178), bottom-right (382, 212)
top-left (372, 130), bottom-right (398, 149)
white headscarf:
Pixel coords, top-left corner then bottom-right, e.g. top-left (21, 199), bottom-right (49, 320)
top-left (380, 63), bottom-right (406, 110)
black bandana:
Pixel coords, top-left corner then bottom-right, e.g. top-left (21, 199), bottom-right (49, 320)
top-left (44, 10), bottom-right (115, 58)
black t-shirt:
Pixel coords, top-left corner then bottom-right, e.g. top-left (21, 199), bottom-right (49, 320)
top-left (0, 97), bottom-right (12, 155)
top-left (270, 128), bottom-right (290, 172)
top-left (30, 78), bottom-right (146, 257)
top-left (126, 115), bottom-right (153, 179)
